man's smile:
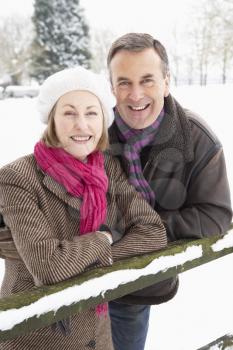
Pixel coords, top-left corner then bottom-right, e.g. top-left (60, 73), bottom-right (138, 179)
top-left (128, 104), bottom-right (150, 111)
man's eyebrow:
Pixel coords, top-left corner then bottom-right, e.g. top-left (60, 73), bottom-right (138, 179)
top-left (116, 74), bottom-right (154, 82)
top-left (117, 76), bottom-right (130, 82)
top-left (141, 74), bottom-right (154, 79)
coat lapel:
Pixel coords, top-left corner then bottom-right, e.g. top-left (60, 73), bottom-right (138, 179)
top-left (43, 174), bottom-right (82, 211)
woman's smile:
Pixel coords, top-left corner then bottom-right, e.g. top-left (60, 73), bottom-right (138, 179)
top-left (70, 135), bottom-right (92, 143)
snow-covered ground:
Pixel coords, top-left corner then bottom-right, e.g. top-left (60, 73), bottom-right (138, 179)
top-left (0, 84), bottom-right (232, 349)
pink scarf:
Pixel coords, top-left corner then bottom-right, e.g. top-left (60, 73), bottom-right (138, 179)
top-left (34, 141), bottom-right (109, 317)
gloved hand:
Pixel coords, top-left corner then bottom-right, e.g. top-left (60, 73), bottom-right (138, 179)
top-left (0, 226), bottom-right (21, 260)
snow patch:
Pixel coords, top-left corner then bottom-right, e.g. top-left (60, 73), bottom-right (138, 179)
top-left (211, 229), bottom-right (233, 252)
top-left (208, 345), bottom-right (221, 350)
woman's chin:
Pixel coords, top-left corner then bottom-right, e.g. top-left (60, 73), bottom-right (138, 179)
top-left (63, 145), bottom-right (88, 159)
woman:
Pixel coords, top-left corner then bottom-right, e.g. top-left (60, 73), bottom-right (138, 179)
top-left (0, 66), bottom-right (167, 349)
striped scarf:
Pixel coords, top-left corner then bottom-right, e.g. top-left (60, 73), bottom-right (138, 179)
top-left (115, 109), bottom-right (164, 206)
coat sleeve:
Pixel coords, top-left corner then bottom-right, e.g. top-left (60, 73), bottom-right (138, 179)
top-left (160, 146), bottom-right (232, 240)
top-left (0, 213), bottom-right (4, 227)
top-left (106, 157), bottom-right (167, 261)
top-left (0, 165), bottom-right (113, 286)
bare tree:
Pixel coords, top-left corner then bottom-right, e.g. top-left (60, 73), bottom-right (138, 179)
top-left (191, 1), bottom-right (217, 85)
top-left (185, 0), bottom-right (233, 85)
top-left (211, 0), bottom-right (233, 83)
top-left (184, 56), bottom-right (195, 85)
top-left (90, 28), bottom-right (116, 75)
top-left (169, 26), bottom-right (182, 86)
top-left (0, 15), bottom-right (33, 85)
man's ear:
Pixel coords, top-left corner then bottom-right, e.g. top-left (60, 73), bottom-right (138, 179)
top-left (164, 72), bottom-right (170, 97)
top-left (110, 79), bottom-right (116, 97)
top-left (108, 73), bottom-right (115, 96)
top-left (111, 84), bottom-right (115, 96)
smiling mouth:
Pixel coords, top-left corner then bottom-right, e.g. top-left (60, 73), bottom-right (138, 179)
top-left (70, 136), bottom-right (92, 142)
top-left (129, 104), bottom-right (150, 111)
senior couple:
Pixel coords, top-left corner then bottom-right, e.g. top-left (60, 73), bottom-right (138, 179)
top-left (0, 33), bottom-right (231, 350)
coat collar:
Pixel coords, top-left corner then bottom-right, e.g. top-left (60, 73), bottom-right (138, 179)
top-left (108, 94), bottom-right (194, 164)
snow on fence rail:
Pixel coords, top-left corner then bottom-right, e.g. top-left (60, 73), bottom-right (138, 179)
top-left (0, 225), bottom-right (232, 343)
top-left (197, 333), bottom-right (233, 349)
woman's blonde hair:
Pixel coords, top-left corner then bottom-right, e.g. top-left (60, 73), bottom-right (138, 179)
top-left (42, 100), bottom-right (109, 151)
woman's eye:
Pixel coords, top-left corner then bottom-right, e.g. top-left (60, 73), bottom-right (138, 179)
top-left (64, 111), bottom-right (76, 116)
top-left (86, 111), bottom-right (97, 116)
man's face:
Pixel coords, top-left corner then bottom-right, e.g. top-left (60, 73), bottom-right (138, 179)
top-left (110, 48), bottom-right (170, 129)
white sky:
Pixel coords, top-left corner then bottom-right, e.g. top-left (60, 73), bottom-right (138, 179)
top-left (0, 0), bottom-right (196, 43)
top-left (0, 0), bottom-right (34, 16)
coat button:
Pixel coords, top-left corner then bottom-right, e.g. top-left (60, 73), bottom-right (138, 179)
top-left (86, 340), bottom-right (96, 348)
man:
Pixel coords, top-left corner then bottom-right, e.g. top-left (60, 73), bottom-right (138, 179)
top-left (107, 33), bottom-right (232, 350)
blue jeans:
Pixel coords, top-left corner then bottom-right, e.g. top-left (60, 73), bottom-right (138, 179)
top-left (109, 301), bottom-right (151, 350)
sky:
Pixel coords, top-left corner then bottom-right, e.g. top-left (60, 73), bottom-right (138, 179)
top-left (0, 0), bottom-right (33, 16)
top-left (0, 0), bottom-right (196, 44)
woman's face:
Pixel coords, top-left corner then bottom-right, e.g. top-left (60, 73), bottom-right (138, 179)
top-left (54, 90), bottom-right (104, 161)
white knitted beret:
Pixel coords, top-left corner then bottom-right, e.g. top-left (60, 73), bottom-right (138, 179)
top-left (36, 66), bottom-right (115, 125)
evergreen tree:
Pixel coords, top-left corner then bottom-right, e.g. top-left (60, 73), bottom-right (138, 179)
top-left (30, 0), bottom-right (92, 82)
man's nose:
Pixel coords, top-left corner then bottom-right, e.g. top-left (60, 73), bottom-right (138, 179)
top-left (128, 85), bottom-right (144, 102)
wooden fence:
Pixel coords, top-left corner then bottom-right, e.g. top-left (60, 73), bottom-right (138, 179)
top-left (0, 225), bottom-right (233, 347)
top-left (197, 334), bottom-right (233, 349)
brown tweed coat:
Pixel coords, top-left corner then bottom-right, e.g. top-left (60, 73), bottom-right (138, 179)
top-left (0, 152), bottom-right (166, 350)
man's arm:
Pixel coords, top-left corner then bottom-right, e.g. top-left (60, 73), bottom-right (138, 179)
top-left (160, 147), bottom-right (232, 240)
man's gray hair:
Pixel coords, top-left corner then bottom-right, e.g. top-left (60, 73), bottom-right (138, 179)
top-left (107, 32), bottom-right (169, 77)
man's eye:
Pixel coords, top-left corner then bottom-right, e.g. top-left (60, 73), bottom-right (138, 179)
top-left (118, 81), bottom-right (129, 86)
top-left (142, 79), bottom-right (154, 86)
top-left (117, 81), bottom-right (130, 90)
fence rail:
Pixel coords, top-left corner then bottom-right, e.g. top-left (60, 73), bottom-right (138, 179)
top-left (197, 334), bottom-right (233, 350)
top-left (0, 225), bottom-right (232, 343)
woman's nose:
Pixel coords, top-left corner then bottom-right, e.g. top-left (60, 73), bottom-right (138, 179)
top-left (73, 115), bottom-right (87, 129)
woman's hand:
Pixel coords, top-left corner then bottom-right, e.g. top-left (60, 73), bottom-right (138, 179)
top-left (97, 231), bottom-right (113, 245)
